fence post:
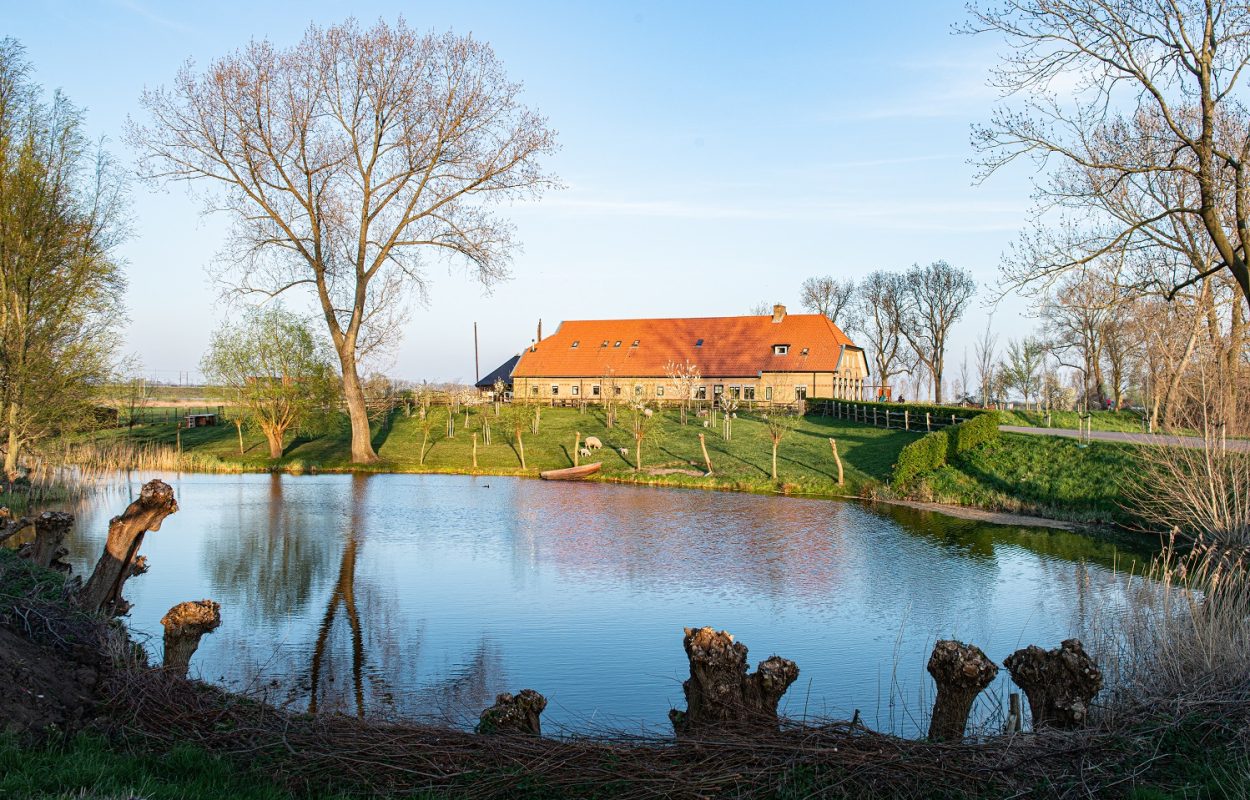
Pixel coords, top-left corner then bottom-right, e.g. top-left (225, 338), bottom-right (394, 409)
top-left (873, 408), bottom-right (878, 426)
top-left (951, 414), bottom-right (956, 427)
top-left (904, 409), bottom-right (909, 431)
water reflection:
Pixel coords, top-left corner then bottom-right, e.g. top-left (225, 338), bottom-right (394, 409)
top-left (56, 473), bottom-right (1154, 734)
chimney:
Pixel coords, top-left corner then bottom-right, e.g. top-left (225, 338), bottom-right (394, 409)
top-left (771, 304), bottom-right (786, 323)
top-left (537, 319), bottom-right (543, 342)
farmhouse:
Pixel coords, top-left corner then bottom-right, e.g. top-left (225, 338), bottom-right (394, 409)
top-left (511, 305), bottom-right (869, 405)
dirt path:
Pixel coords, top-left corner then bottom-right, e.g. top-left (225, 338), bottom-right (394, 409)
top-left (867, 497), bottom-right (1082, 531)
top-left (998, 425), bottom-right (1250, 452)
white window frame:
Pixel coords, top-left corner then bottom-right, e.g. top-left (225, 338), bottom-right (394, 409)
top-left (592, 384), bottom-right (601, 396)
top-left (795, 385), bottom-right (808, 400)
top-left (743, 386), bottom-right (756, 400)
top-left (655, 385), bottom-right (665, 397)
top-left (571, 385), bottom-right (580, 396)
top-left (773, 344), bottom-right (789, 355)
top-left (551, 384), bottom-right (559, 396)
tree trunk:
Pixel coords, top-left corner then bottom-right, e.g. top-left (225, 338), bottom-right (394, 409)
top-left (771, 440), bottom-right (779, 480)
top-left (926, 640), bottom-right (998, 741)
top-left (263, 426), bottom-right (284, 459)
top-left (669, 626), bottom-right (799, 735)
top-left (4, 402), bottom-right (21, 481)
top-left (79, 480), bottom-right (178, 616)
top-left (235, 420), bottom-right (244, 455)
top-left (338, 350), bottom-right (378, 463)
top-left (1002, 639), bottom-right (1102, 730)
top-left (478, 689), bottom-right (547, 735)
top-left (161, 599), bottom-right (221, 677)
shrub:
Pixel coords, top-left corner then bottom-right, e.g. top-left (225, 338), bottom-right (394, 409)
top-left (948, 411), bottom-right (1000, 456)
top-left (892, 429), bottom-right (950, 486)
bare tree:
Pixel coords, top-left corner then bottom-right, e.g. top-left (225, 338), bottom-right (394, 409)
top-left (748, 302), bottom-right (774, 316)
top-left (129, 19), bottom-right (558, 463)
top-left (664, 359), bottom-right (701, 425)
top-left (761, 409), bottom-right (800, 482)
top-left (799, 276), bottom-right (855, 327)
top-left (969, 1), bottom-right (1250, 310)
top-left (853, 271), bottom-right (910, 399)
top-left (899, 261), bottom-right (976, 403)
top-left (974, 320), bottom-right (997, 407)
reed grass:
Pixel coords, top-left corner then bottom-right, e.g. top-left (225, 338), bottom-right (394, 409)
top-left (53, 439), bottom-right (248, 475)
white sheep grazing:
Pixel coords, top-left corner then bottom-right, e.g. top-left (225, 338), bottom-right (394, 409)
top-left (643, 408), bottom-right (653, 417)
top-left (703, 420), bottom-right (710, 428)
top-left (579, 447), bottom-right (592, 458)
top-left (619, 447), bottom-right (629, 457)
top-left (584, 436), bottom-right (603, 450)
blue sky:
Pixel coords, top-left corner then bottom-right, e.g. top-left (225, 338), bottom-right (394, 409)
top-left (8, 0), bottom-right (1036, 387)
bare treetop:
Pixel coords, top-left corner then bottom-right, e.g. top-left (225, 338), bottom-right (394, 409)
top-left (128, 19), bottom-right (559, 462)
top-left (799, 276), bottom-right (855, 328)
top-left (969, 1), bottom-right (1250, 307)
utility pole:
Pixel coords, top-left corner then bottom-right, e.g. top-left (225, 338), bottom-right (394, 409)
top-left (474, 322), bottom-right (480, 384)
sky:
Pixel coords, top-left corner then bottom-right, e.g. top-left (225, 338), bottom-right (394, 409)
top-left (6, 0), bottom-right (1039, 388)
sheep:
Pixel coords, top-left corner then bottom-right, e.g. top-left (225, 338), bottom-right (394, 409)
top-left (703, 420), bottom-right (710, 428)
top-left (643, 408), bottom-right (653, 417)
top-left (579, 447), bottom-right (592, 458)
top-left (584, 436), bottom-right (603, 450)
top-left (619, 447), bottom-right (629, 457)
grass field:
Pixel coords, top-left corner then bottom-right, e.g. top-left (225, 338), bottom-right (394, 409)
top-left (76, 404), bottom-right (919, 497)
top-left (915, 433), bottom-right (1144, 526)
top-left (997, 408), bottom-right (1149, 433)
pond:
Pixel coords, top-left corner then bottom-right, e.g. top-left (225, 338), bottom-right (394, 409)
top-left (59, 473), bottom-right (1151, 736)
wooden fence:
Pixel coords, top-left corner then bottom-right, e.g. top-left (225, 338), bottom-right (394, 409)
top-left (808, 399), bottom-right (977, 433)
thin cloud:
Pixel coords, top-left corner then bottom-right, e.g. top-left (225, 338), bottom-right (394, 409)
top-left (110, 0), bottom-right (193, 33)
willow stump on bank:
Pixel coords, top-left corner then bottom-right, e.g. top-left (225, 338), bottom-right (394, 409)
top-left (79, 480), bottom-right (178, 616)
top-left (669, 626), bottom-right (799, 735)
top-left (478, 689), bottom-right (547, 735)
top-left (1003, 639), bottom-right (1102, 729)
top-left (161, 600), bottom-right (221, 677)
top-left (926, 639), bottom-right (998, 741)
top-left (25, 511), bottom-right (74, 571)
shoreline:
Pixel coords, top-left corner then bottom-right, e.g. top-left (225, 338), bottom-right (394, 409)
top-left (128, 460), bottom-right (1136, 536)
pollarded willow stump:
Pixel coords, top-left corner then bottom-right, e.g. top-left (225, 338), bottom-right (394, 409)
top-left (79, 480), bottom-right (178, 616)
top-left (24, 511), bottom-right (74, 571)
top-left (478, 689), bottom-right (547, 735)
top-left (669, 626), bottom-right (799, 735)
top-left (161, 600), bottom-right (221, 677)
top-left (926, 639), bottom-right (998, 741)
top-left (1003, 638), bottom-right (1102, 730)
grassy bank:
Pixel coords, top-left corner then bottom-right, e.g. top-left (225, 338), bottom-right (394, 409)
top-left (72, 405), bottom-right (918, 497)
top-left (909, 433), bottom-right (1145, 527)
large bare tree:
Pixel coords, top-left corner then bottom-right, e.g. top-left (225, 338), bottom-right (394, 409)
top-left (899, 261), bottom-right (976, 403)
top-left (129, 19), bottom-right (558, 462)
top-left (799, 276), bottom-right (855, 327)
top-left (852, 270), bottom-right (910, 399)
top-left (970, 0), bottom-right (1250, 310)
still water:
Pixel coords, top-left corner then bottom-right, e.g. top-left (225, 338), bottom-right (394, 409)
top-left (61, 473), bottom-right (1150, 735)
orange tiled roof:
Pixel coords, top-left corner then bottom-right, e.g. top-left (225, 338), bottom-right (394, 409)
top-left (512, 312), bottom-right (859, 378)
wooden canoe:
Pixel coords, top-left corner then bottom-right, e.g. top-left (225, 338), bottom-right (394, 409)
top-left (539, 462), bottom-right (602, 481)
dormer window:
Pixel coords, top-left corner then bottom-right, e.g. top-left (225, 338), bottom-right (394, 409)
top-left (773, 344), bottom-right (789, 355)
top-left (695, 338), bottom-right (704, 347)
top-left (571, 340), bottom-right (580, 348)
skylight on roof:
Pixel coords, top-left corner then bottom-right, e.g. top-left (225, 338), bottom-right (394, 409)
top-left (614, 340), bottom-right (622, 347)
top-left (631, 339), bottom-right (639, 347)
top-left (571, 340), bottom-right (580, 348)
top-left (695, 338), bottom-right (704, 347)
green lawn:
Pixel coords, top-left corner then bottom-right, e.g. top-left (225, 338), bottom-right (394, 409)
top-left (915, 432), bottom-right (1144, 526)
top-left (77, 405), bottom-right (918, 497)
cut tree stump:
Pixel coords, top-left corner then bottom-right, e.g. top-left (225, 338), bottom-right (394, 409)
top-left (1003, 639), bottom-right (1102, 729)
top-left (79, 480), bottom-right (178, 616)
top-left (926, 639), bottom-right (998, 741)
top-left (161, 599), bottom-right (221, 677)
top-left (23, 511), bottom-right (74, 571)
top-left (478, 689), bottom-right (547, 735)
top-left (669, 626), bottom-right (799, 735)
